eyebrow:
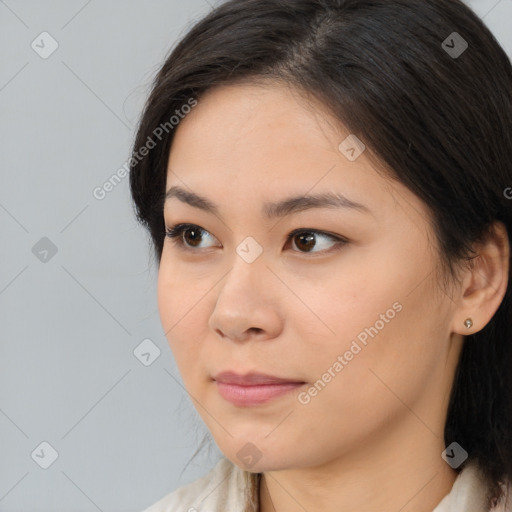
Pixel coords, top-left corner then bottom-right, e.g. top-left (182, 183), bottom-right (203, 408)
top-left (164, 185), bottom-right (371, 219)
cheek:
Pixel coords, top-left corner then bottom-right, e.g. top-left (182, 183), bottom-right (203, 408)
top-left (157, 259), bottom-right (207, 362)
top-left (291, 263), bottom-right (395, 353)
top-left (296, 249), bottom-right (443, 400)
top-left (310, 287), bottom-right (446, 426)
top-left (157, 265), bottom-right (180, 334)
top-left (292, 312), bottom-right (436, 454)
top-left (157, 253), bottom-right (206, 329)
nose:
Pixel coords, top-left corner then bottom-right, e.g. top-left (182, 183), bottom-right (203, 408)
top-left (208, 253), bottom-right (283, 343)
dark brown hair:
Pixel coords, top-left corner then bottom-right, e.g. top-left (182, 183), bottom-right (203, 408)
top-left (129, 0), bottom-right (512, 507)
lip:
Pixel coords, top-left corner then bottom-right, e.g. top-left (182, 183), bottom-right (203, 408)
top-left (213, 371), bottom-right (306, 406)
top-left (214, 371), bottom-right (304, 386)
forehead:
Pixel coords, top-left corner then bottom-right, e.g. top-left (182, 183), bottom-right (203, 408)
top-left (170, 81), bottom-right (343, 155)
top-left (168, 83), bottom-right (361, 185)
top-left (165, 82), bottom-right (429, 227)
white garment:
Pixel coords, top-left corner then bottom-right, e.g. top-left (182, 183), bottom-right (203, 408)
top-left (141, 457), bottom-right (512, 512)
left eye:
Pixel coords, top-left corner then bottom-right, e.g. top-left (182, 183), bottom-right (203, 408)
top-left (165, 224), bottom-right (347, 254)
top-left (286, 228), bottom-right (346, 253)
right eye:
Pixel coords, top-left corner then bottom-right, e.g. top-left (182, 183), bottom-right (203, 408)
top-left (165, 223), bottom-right (220, 251)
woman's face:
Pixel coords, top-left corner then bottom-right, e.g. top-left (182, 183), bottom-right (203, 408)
top-left (158, 82), bottom-right (463, 472)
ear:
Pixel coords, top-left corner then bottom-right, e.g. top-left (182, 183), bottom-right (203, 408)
top-left (452, 221), bottom-right (510, 335)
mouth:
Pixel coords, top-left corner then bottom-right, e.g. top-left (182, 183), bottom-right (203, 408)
top-left (213, 371), bottom-right (306, 406)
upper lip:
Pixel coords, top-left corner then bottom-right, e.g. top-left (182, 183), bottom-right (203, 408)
top-left (213, 371), bottom-right (305, 386)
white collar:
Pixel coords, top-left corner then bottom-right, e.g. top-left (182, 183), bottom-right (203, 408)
top-left (142, 457), bottom-right (512, 512)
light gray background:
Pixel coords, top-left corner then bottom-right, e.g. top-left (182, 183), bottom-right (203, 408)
top-left (1, 1), bottom-right (511, 511)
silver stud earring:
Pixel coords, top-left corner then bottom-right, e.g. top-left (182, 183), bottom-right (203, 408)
top-left (464, 318), bottom-right (473, 329)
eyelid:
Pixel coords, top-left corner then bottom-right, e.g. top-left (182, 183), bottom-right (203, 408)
top-left (165, 223), bottom-right (220, 252)
top-left (164, 223), bottom-right (348, 254)
top-left (286, 227), bottom-right (348, 244)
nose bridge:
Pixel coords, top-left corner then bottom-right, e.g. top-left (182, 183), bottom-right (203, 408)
top-left (222, 237), bottom-right (268, 298)
top-left (209, 240), bottom-right (281, 341)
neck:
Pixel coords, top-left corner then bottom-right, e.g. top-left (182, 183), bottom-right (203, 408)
top-left (258, 420), bottom-right (458, 512)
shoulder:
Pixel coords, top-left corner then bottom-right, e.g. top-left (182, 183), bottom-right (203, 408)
top-left (491, 479), bottom-right (512, 512)
top-left (433, 461), bottom-right (512, 512)
top-left (140, 457), bottom-right (256, 512)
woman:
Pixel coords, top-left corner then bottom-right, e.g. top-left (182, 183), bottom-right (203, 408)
top-left (130, 0), bottom-right (512, 510)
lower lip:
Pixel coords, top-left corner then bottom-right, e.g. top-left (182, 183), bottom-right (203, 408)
top-left (215, 381), bottom-right (305, 406)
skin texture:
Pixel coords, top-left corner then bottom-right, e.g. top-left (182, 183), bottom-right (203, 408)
top-left (157, 82), bottom-right (510, 512)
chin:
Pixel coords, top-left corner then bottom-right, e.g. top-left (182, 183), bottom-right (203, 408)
top-left (220, 441), bottom-right (302, 474)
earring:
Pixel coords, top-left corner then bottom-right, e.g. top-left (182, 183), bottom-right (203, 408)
top-left (464, 318), bottom-right (473, 329)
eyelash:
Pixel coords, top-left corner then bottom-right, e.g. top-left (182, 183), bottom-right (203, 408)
top-left (164, 223), bottom-right (348, 255)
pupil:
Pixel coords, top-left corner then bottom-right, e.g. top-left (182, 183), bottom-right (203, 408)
top-left (298, 233), bottom-right (315, 251)
top-left (185, 228), bottom-right (202, 246)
